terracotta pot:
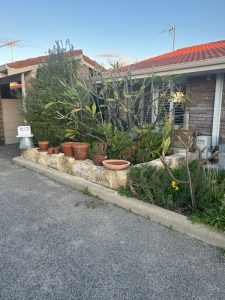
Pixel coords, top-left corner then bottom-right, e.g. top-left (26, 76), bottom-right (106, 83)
top-left (48, 147), bottom-right (54, 155)
top-left (38, 141), bottom-right (49, 151)
top-left (72, 142), bottom-right (90, 160)
top-left (62, 142), bottom-right (74, 157)
top-left (53, 147), bottom-right (60, 154)
top-left (102, 159), bottom-right (130, 170)
top-left (123, 144), bottom-right (137, 157)
top-left (93, 154), bottom-right (107, 166)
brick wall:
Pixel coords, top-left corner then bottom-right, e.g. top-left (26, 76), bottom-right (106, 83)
top-left (0, 100), bottom-right (5, 144)
top-left (219, 76), bottom-right (225, 142)
top-left (187, 75), bottom-right (216, 136)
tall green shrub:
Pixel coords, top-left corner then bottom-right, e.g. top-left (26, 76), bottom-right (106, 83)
top-left (24, 40), bottom-right (79, 144)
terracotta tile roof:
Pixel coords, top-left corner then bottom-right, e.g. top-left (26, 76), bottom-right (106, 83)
top-left (83, 54), bottom-right (104, 70)
top-left (6, 49), bottom-right (101, 69)
top-left (129, 40), bottom-right (225, 70)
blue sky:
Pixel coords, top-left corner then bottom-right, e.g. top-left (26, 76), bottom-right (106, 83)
top-left (1, 0), bottom-right (225, 66)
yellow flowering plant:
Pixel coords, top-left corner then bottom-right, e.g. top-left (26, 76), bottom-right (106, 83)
top-left (171, 180), bottom-right (179, 191)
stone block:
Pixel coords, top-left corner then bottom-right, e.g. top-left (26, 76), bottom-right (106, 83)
top-left (48, 153), bottom-right (64, 170)
top-left (21, 148), bottom-right (39, 162)
top-left (38, 151), bottom-right (50, 165)
top-left (72, 159), bottom-right (93, 180)
top-left (59, 156), bottom-right (76, 174)
top-left (105, 169), bottom-right (128, 189)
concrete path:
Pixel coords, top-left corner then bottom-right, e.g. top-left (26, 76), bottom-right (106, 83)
top-left (1, 145), bottom-right (225, 300)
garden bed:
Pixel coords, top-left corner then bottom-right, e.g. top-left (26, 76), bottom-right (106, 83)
top-left (21, 148), bottom-right (197, 190)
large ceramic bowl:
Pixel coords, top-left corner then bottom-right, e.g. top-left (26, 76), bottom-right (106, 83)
top-left (102, 159), bottom-right (130, 170)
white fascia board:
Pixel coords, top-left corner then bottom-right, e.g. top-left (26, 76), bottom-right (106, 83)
top-left (132, 56), bottom-right (225, 76)
top-left (5, 65), bottom-right (38, 77)
top-left (0, 64), bottom-right (8, 72)
top-left (132, 63), bottom-right (225, 79)
top-left (99, 56), bottom-right (225, 81)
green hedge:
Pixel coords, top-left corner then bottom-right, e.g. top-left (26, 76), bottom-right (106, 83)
top-left (120, 162), bottom-right (225, 231)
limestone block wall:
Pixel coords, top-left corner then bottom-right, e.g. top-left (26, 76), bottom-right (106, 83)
top-left (21, 148), bottom-right (128, 190)
top-left (21, 148), bottom-right (195, 190)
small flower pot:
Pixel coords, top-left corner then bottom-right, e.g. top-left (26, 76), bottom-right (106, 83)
top-left (72, 143), bottom-right (90, 160)
top-left (48, 147), bottom-right (54, 155)
top-left (93, 154), bottom-right (107, 166)
top-left (62, 142), bottom-right (74, 157)
top-left (122, 144), bottom-right (137, 157)
top-left (53, 147), bottom-right (60, 154)
top-left (38, 141), bottom-right (49, 151)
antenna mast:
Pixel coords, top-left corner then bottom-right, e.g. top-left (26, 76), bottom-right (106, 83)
top-left (0, 40), bottom-right (21, 61)
top-left (160, 25), bottom-right (176, 51)
top-left (0, 38), bottom-right (40, 62)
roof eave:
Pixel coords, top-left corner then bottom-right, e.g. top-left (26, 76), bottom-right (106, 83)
top-left (0, 64), bottom-right (8, 73)
top-left (130, 56), bottom-right (225, 78)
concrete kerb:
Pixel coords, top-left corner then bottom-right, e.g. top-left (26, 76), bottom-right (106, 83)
top-left (13, 156), bottom-right (225, 249)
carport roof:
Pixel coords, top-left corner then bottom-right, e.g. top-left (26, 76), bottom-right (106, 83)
top-left (0, 49), bottom-right (102, 72)
top-left (7, 49), bottom-right (83, 69)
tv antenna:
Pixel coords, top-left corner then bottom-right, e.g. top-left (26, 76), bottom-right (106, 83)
top-left (0, 38), bottom-right (41, 62)
top-left (160, 25), bottom-right (176, 51)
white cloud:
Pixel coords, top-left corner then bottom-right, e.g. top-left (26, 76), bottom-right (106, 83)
top-left (96, 51), bottom-right (135, 67)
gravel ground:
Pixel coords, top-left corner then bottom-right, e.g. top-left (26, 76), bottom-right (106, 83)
top-left (0, 145), bottom-right (225, 300)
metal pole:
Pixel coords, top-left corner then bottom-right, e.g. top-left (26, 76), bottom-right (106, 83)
top-left (172, 26), bottom-right (176, 51)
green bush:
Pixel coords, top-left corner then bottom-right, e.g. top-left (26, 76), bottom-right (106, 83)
top-left (136, 131), bottom-right (163, 163)
top-left (123, 163), bottom-right (225, 230)
top-left (128, 165), bottom-right (177, 209)
top-left (107, 129), bottom-right (133, 160)
top-left (24, 40), bottom-right (79, 144)
top-left (190, 207), bottom-right (225, 230)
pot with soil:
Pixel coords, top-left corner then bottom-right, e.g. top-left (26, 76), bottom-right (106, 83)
top-left (53, 146), bottom-right (60, 154)
top-left (122, 144), bottom-right (137, 160)
top-left (72, 143), bottom-right (90, 160)
top-left (93, 154), bottom-right (107, 166)
top-left (48, 147), bottom-right (54, 155)
top-left (38, 141), bottom-right (49, 151)
top-left (92, 142), bottom-right (107, 166)
top-left (62, 142), bottom-right (74, 157)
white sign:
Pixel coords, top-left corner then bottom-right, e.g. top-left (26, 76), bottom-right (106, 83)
top-left (17, 126), bottom-right (33, 137)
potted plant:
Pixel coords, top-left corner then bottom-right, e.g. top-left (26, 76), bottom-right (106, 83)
top-left (72, 142), bottom-right (90, 160)
top-left (48, 147), bottom-right (54, 154)
top-left (38, 141), bottom-right (49, 151)
top-left (34, 127), bottom-right (50, 151)
top-left (62, 142), bottom-right (76, 157)
top-left (92, 143), bottom-right (107, 166)
top-left (49, 131), bottom-right (62, 154)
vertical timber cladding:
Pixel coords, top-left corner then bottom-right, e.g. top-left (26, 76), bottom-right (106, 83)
top-left (1, 99), bottom-right (24, 144)
top-left (187, 75), bottom-right (216, 136)
top-left (219, 75), bottom-right (225, 143)
top-left (0, 100), bottom-right (5, 144)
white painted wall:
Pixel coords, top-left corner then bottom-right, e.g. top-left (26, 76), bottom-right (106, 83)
top-left (2, 99), bottom-right (24, 144)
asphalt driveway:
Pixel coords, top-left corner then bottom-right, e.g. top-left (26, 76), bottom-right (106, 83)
top-left (0, 145), bottom-right (225, 300)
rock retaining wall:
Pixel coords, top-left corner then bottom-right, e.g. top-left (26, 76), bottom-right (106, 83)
top-left (21, 148), bottom-right (197, 190)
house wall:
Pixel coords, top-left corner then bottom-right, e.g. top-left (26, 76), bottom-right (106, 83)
top-left (187, 75), bottom-right (216, 136)
top-left (0, 100), bottom-right (5, 144)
